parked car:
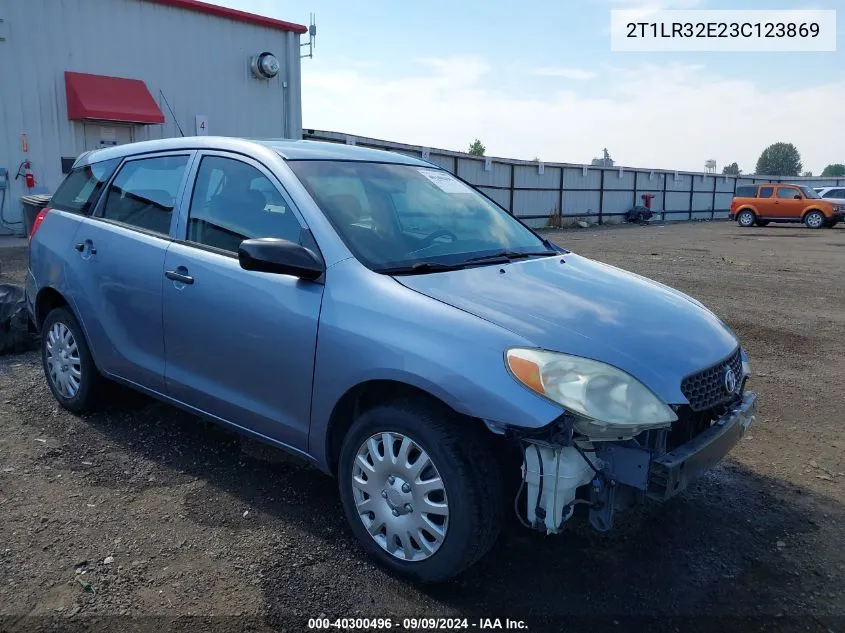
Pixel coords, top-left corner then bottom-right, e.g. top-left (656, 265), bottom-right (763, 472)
top-left (730, 183), bottom-right (844, 228)
top-left (27, 137), bottom-right (757, 582)
top-left (814, 186), bottom-right (845, 206)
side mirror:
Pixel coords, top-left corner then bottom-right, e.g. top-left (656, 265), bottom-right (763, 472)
top-left (238, 238), bottom-right (324, 281)
top-left (794, 194), bottom-right (802, 199)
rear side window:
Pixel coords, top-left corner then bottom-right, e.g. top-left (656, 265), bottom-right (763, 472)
top-left (735, 185), bottom-right (757, 198)
top-left (49, 158), bottom-right (120, 215)
top-left (101, 155), bottom-right (190, 236)
top-left (824, 188), bottom-right (845, 198)
top-left (759, 187), bottom-right (774, 198)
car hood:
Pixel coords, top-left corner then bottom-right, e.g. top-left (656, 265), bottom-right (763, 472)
top-left (394, 253), bottom-right (739, 404)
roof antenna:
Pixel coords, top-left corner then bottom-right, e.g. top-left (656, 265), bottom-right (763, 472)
top-left (300, 13), bottom-right (316, 59)
top-left (159, 89), bottom-right (185, 137)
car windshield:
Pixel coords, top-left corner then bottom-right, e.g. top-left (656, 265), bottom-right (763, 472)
top-left (288, 160), bottom-right (554, 272)
top-left (799, 186), bottom-right (821, 199)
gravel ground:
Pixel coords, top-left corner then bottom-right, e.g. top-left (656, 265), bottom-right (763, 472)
top-left (1, 222), bottom-right (844, 633)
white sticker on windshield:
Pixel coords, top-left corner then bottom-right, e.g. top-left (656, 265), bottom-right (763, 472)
top-left (417, 168), bottom-right (472, 194)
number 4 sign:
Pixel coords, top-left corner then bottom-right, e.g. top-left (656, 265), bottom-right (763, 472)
top-left (195, 115), bottom-right (209, 136)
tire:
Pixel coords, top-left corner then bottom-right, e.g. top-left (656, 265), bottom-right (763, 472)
top-left (756, 219), bottom-right (770, 227)
top-left (737, 210), bottom-right (756, 227)
top-left (337, 399), bottom-right (503, 582)
top-left (41, 307), bottom-right (104, 413)
top-left (804, 210), bottom-right (825, 229)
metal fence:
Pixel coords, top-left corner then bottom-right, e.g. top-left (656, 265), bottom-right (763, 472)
top-left (302, 129), bottom-right (845, 228)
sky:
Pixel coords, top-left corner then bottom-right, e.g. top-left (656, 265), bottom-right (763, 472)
top-left (222, 0), bottom-right (842, 173)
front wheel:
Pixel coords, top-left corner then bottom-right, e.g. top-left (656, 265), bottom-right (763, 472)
top-left (737, 210), bottom-right (756, 227)
top-left (804, 211), bottom-right (825, 229)
top-left (337, 399), bottom-right (503, 582)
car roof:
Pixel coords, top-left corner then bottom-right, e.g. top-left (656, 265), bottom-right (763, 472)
top-left (74, 136), bottom-right (434, 168)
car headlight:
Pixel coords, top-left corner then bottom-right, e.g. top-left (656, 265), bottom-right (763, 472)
top-left (506, 348), bottom-right (677, 440)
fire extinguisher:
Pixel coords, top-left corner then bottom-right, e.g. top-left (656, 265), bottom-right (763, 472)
top-left (16, 160), bottom-right (36, 190)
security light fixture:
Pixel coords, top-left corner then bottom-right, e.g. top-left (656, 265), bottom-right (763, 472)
top-left (251, 52), bottom-right (280, 79)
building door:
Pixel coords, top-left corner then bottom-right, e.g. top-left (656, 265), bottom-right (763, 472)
top-left (83, 123), bottom-right (135, 151)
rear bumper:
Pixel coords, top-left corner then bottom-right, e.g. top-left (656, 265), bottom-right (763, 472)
top-left (647, 392), bottom-right (757, 500)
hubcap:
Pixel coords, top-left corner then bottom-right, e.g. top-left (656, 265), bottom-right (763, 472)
top-left (808, 213), bottom-right (822, 227)
top-left (351, 432), bottom-right (449, 562)
top-left (739, 212), bottom-right (753, 226)
top-left (45, 322), bottom-right (82, 399)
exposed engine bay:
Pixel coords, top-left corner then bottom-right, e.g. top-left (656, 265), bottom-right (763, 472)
top-left (516, 392), bottom-right (757, 533)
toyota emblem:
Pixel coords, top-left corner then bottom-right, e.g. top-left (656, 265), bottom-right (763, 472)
top-left (724, 368), bottom-right (738, 394)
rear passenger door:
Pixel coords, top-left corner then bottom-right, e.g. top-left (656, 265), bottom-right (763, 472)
top-left (756, 186), bottom-right (775, 218)
top-left (162, 152), bottom-right (323, 451)
top-left (67, 152), bottom-right (194, 392)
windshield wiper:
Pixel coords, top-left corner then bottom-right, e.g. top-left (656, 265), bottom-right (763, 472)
top-left (463, 249), bottom-right (559, 264)
top-left (378, 261), bottom-right (466, 275)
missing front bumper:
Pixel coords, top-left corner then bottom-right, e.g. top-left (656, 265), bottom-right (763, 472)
top-left (519, 392), bottom-right (757, 534)
top-left (647, 391), bottom-right (757, 500)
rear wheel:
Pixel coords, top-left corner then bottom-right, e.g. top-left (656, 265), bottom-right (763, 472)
top-left (804, 211), bottom-right (825, 229)
top-left (737, 210), bottom-right (756, 227)
top-left (337, 399), bottom-right (503, 582)
top-left (41, 307), bottom-right (104, 412)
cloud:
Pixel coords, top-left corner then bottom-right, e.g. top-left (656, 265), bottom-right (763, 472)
top-left (530, 67), bottom-right (597, 80)
top-left (302, 55), bottom-right (845, 173)
top-left (603, 0), bottom-right (705, 21)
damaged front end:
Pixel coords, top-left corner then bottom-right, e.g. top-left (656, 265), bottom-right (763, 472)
top-left (512, 391), bottom-right (757, 535)
top-left (500, 346), bottom-right (757, 534)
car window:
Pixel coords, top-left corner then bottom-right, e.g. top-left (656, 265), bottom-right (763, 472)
top-left (101, 155), bottom-right (190, 235)
top-left (305, 176), bottom-right (373, 228)
top-left (759, 187), bottom-right (774, 198)
top-left (187, 155), bottom-right (303, 253)
top-left (49, 158), bottom-right (120, 215)
top-left (288, 160), bottom-right (548, 272)
top-left (824, 188), bottom-right (845, 198)
top-left (777, 187), bottom-right (800, 199)
top-left (735, 185), bottom-right (757, 198)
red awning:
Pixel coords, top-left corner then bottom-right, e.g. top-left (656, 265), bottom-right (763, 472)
top-left (64, 71), bottom-right (165, 125)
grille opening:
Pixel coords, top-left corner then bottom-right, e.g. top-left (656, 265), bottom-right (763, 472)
top-left (680, 349), bottom-right (743, 412)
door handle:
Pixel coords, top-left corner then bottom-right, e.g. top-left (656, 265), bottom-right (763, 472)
top-left (75, 242), bottom-right (97, 255)
top-left (165, 270), bottom-right (194, 285)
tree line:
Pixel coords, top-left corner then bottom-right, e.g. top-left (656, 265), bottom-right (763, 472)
top-left (723, 143), bottom-right (844, 178)
top-left (467, 138), bottom-right (844, 178)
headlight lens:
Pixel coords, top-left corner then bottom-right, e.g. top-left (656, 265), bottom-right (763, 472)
top-left (506, 348), bottom-right (677, 439)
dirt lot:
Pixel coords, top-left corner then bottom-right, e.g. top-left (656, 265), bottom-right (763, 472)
top-left (1, 221), bottom-right (844, 633)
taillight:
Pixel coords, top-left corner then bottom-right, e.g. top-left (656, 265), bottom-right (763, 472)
top-left (29, 207), bottom-right (51, 242)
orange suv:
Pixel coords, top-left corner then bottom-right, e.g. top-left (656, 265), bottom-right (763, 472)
top-left (730, 183), bottom-right (844, 229)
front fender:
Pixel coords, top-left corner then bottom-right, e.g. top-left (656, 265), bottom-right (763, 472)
top-left (307, 259), bottom-right (563, 471)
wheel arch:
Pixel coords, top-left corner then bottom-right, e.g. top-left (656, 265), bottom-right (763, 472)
top-left (802, 207), bottom-right (827, 219)
top-left (34, 287), bottom-right (102, 372)
top-left (34, 286), bottom-right (71, 330)
top-left (323, 379), bottom-right (480, 477)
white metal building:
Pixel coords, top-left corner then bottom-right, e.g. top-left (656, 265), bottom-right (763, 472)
top-left (0, 0), bottom-right (306, 234)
